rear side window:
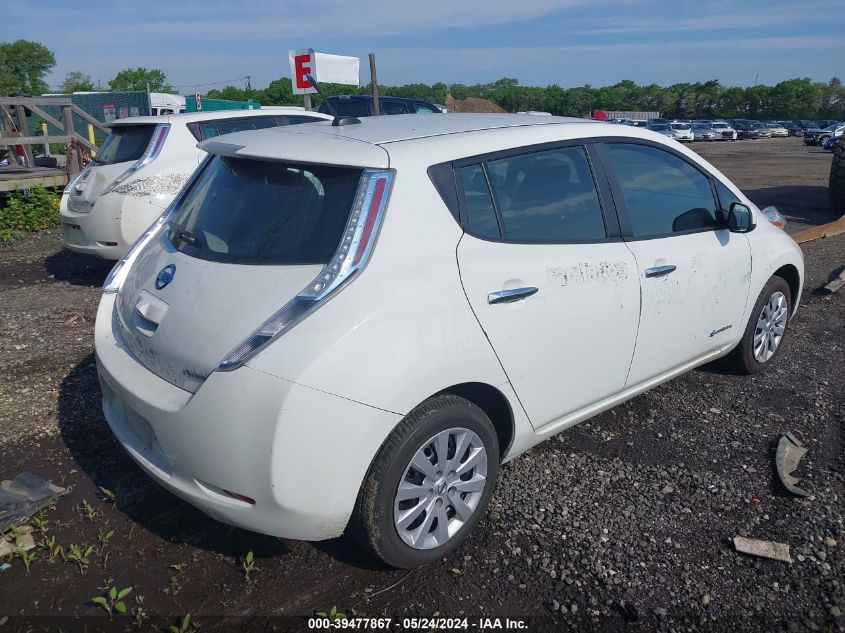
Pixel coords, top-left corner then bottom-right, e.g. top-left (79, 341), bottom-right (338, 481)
top-left (95, 126), bottom-right (154, 165)
top-left (381, 100), bottom-right (409, 115)
top-left (168, 156), bottom-right (362, 265)
top-left (459, 165), bottom-right (499, 238)
top-left (415, 103), bottom-right (439, 114)
top-left (485, 146), bottom-right (607, 241)
top-left (331, 99), bottom-right (369, 117)
top-left (604, 144), bottom-right (718, 237)
top-left (212, 116), bottom-right (278, 136)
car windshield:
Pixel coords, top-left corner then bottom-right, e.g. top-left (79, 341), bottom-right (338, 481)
top-left (93, 125), bottom-right (155, 166)
top-left (671, 124), bottom-right (690, 130)
top-left (651, 124), bottom-right (670, 131)
top-left (712, 123), bottom-right (728, 128)
top-left (168, 156), bottom-right (363, 265)
top-left (693, 124), bottom-right (709, 129)
top-left (824, 123), bottom-right (841, 131)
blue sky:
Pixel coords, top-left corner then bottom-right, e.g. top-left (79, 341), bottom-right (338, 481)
top-left (4, 0), bottom-right (843, 92)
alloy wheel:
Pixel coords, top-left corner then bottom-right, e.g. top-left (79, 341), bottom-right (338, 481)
top-left (753, 291), bottom-right (788, 362)
top-left (393, 427), bottom-right (488, 550)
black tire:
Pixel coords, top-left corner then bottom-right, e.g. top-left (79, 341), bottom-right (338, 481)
top-left (830, 137), bottom-right (845, 215)
top-left (351, 395), bottom-right (499, 568)
top-left (724, 276), bottom-right (792, 374)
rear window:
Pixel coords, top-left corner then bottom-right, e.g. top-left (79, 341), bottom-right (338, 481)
top-left (94, 125), bottom-right (155, 165)
top-left (168, 156), bottom-right (362, 265)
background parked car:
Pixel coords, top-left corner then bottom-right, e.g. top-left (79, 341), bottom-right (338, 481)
top-left (710, 121), bottom-right (737, 140)
top-left (317, 95), bottom-right (442, 117)
top-left (691, 122), bottom-right (716, 141)
top-left (803, 122), bottom-right (844, 145)
top-left (764, 122), bottom-right (789, 138)
top-left (60, 109), bottom-right (331, 259)
top-left (647, 122), bottom-right (675, 138)
top-left (669, 122), bottom-right (694, 142)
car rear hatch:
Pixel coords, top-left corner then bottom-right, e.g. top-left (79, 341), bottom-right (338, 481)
top-left (67, 124), bottom-right (164, 213)
top-left (113, 141), bottom-right (391, 393)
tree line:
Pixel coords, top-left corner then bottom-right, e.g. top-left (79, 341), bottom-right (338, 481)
top-left (2, 39), bottom-right (843, 120)
top-left (208, 76), bottom-right (845, 120)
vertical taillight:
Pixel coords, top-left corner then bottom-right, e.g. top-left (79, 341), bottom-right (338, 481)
top-left (217, 169), bottom-right (394, 371)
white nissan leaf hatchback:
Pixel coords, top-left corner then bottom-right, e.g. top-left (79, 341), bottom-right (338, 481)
top-left (95, 114), bottom-right (804, 568)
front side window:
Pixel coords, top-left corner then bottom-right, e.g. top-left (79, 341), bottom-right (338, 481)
top-left (485, 146), bottom-right (606, 241)
top-left (604, 143), bottom-right (718, 237)
top-left (168, 156), bottom-right (362, 265)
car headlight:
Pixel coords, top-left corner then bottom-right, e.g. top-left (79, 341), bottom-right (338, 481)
top-left (761, 206), bottom-right (787, 230)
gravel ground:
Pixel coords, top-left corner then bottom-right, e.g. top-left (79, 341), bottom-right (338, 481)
top-left (0, 138), bottom-right (843, 631)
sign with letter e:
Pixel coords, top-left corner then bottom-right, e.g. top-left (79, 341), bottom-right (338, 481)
top-left (289, 49), bottom-right (317, 95)
top-left (289, 49), bottom-right (360, 94)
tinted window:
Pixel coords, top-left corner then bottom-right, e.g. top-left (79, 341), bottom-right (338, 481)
top-left (486, 146), bottom-right (606, 241)
top-left (381, 100), bottom-right (409, 115)
top-left (605, 143), bottom-right (718, 237)
top-left (94, 125), bottom-right (154, 165)
top-left (414, 103), bottom-right (439, 114)
top-left (332, 99), bottom-right (370, 117)
top-left (214, 116), bottom-right (278, 136)
top-left (169, 156), bottom-right (362, 265)
top-left (459, 165), bottom-right (499, 238)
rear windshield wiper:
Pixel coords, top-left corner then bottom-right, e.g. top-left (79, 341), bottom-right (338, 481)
top-left (168, 221), bottom-right (200, 248)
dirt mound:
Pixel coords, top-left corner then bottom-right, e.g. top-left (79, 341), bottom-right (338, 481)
top-left (445, 95), bottom-right (506, 113)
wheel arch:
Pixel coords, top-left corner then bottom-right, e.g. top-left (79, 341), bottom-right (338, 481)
top-left (434, 382), bottom-right (515, 461)
top-left (772, 263), bottom-right (801, 314)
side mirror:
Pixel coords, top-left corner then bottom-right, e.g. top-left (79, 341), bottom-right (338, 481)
top-left (728, 202), bottom-right (754, 233)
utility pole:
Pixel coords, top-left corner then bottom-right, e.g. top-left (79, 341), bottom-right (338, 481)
top-left (369, 53), bottom-right (380, 116)
top-left (303, 94), bottom-right (312, 111)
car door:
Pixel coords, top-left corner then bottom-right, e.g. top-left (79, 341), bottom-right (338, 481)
top-left (596, 141), bottom-right (752, 386)
top-left (456, 143), bottom-right (641, 430)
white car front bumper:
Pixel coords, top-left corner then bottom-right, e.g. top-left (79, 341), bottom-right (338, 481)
top-left (94, 293), bottom-right (401, 540)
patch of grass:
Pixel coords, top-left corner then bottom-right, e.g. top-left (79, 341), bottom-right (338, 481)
top-left (0, 186), bottom-right (60, 244)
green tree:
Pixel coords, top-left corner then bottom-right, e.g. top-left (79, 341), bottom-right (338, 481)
top-left (108, 67), bottom-right (173, 92)
top-left (58, 70), bottom-right (94, 93)
top-left (0, 40), bottom-right (56, 95)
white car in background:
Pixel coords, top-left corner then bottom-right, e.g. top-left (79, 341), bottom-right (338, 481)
top-left (710, 121), bottom-right (737, 140)
top-left (691, 122), bottom-right (716, 141)
top-left (95, 114), bottom-right (803, 568)
top-left (669, 122), bottom-right (694, 142)
top-left (60, 109), bottom-right (331, 259)
top-left (765, 123), bottom-right (789, 138)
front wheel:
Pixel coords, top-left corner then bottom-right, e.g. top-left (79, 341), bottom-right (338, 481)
top-left (352, 395), bottom-right (499, 568)
top-left (724, 276), bottom-right (792, 374)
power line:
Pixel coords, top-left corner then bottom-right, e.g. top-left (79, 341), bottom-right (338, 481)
top-left (170, 76), bottom-right (250, 89)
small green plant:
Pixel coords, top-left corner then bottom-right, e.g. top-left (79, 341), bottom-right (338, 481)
top-left (91, 586), bottom-right (132, 618)
top-left (242, 550), bottom-right (258, 581)
top-left (79, 499), bottom-right (99, 521)
top-left (169, 613), bottom-right (192, 633)
top-left (98, 529), bottom-right (115, 547)
top-left (17, 549), bottom-right (37, 572)
top-left (66, 544), bottom-right (94, 572)
top-left (316, 606), bottom-right (347, 620)
top-left (0, 186), bottom-right (60, 244)
top-left (169, 562), bottom-right (187, 572)
top-left (99, 487), bottom-right (117, 503)
top-left (38, 535), bottom-right (64, 562)
top-left (31, 513), bottom-right (49, 534)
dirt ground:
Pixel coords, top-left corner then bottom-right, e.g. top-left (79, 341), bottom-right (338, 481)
top-left (0, 137), bottom-right (843, 632)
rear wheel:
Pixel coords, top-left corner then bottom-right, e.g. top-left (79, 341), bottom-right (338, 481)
top-left (724, 276), bottom-right (792, 374)
top-left (352, 395), bottom-right (499, 568)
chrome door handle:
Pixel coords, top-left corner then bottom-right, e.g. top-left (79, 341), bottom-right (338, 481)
top-left (488, 287), bottom-right (539, 304)
top-left (645, 265), bottom-right (677, 278)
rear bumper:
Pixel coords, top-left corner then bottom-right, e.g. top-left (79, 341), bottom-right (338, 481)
top-left (60, 192), bottom-right (168, 260)
top-left (94, 293), bottom-right (401, 540)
